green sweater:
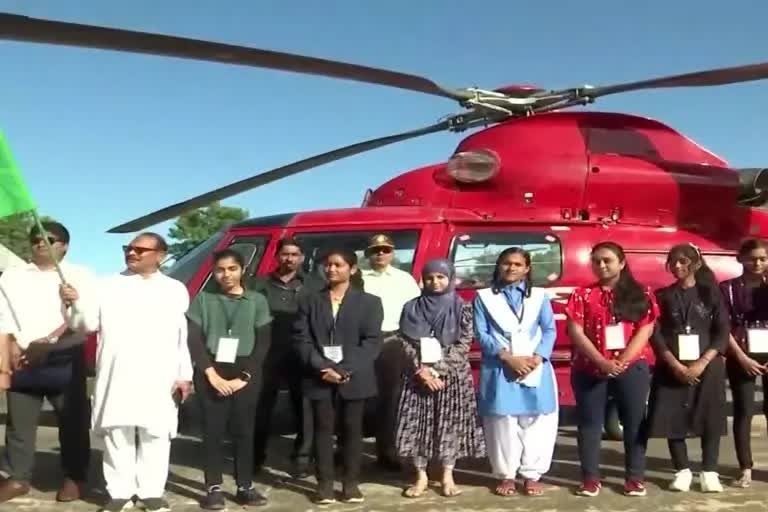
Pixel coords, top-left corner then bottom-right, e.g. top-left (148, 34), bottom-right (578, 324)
top-left (187, 289), bottom-right (272, 357)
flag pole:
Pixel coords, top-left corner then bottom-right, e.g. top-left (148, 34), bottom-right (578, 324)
top-left (31, 209), bottom-right (67, 285)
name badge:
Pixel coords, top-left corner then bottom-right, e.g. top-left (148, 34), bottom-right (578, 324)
top-left (747, 328), bottom-right (768, 354)
top-left (215, 337), bottom-right (240, 363)
top-left (677, 333), bottom-right (700, 361)
top-left (420, 337), bottom-right (443, 364)
top-left (323, 345), bottom-right (344, 363)
top-left (604, 324), bottom-right (626, 351)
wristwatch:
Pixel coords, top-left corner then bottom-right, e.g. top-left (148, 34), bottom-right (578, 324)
top-left (240, 371), bottom-right (252, 382)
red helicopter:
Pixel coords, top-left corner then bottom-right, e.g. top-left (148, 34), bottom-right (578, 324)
top-left (3, 13), bottom-right (768, 437)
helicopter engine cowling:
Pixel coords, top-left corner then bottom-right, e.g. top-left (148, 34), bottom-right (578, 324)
top-left (737, 168), bottom-right (768, 206)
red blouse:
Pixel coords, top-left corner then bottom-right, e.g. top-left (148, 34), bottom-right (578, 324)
top-left (565, 284), bottom-right (659, 375)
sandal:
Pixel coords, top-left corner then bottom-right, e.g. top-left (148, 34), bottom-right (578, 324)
top-left (523, 479), bottom-right (544, 496)
top-left (440, 482), bottom-right (463, 497)
top-left (403, 482), bottom-right (428, 498)
top-left (494, 479), bottom-right (517, 496)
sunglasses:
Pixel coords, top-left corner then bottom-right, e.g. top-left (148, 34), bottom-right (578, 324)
top-left (30, 236), bottom-right (60, 246)
top-left (123, 245), bottom-right (158, 256)
top-left (370, 246), bottom-right (393, 254)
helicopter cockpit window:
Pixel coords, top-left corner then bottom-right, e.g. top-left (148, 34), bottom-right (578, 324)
top-left (200, 235), bottom-right (269, 292)
top-left (293, 230), bottom-right (420, 279)
top-left (164, 230), bottom-right (226, 286)
top-left (450, 232), bottom-right (562, 289)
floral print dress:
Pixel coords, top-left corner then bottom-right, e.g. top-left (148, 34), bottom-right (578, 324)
top-left (394, 303), bottom-right (487, 464)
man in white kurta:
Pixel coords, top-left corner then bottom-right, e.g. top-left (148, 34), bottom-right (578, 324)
top-left (81, 233), bottom-right (192, 512)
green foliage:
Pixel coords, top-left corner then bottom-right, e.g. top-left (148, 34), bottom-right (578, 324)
top-left (167, 202), bottom-right (248, 260)
top-left (0, 212), bottom-right (56, 261)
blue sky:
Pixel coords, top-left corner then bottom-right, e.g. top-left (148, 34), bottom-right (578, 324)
top-left (1, 0), bottom-right (766, 274)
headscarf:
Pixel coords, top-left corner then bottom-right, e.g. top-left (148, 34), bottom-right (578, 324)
top-left (399, 259), bottom-right (464, 346)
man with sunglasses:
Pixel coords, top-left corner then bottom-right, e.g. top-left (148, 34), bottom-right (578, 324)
top-left (0, 221), bottom-right (95, 504)
top-left (79, 232), bottom-right (193, 512)
top-left (360, 234), bottom-right (421, 471)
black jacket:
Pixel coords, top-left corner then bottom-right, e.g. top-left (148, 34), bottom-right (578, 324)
top-left (294, 286), bottom-right (383, 400)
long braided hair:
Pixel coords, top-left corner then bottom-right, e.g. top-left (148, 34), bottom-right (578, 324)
top-left (491, 247), bottom-right (533, 297)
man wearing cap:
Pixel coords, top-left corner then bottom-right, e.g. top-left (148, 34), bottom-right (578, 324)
top-left (361, 234), bottom-right (421, 471)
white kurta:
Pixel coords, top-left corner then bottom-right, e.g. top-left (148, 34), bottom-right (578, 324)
top-left (0, 260), bottom-right (97, 349)
top-left (84, 270), bottom-right (192, 437)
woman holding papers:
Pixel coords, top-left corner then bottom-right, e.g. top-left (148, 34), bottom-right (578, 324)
top-left (395, 259), bottom-right (486, 499)
top-left (473, 247), bottom-right (557, 497)
top-left (720, 239), bottom-right (768, 488)
top-left (647, 243), bottom-right (729, 493)
top-left (186, 249), bottom-right (273, 509)
top-left (565, 242), bottom-right (659, 498)
top-left (294, 248), bottom-right (383, 505)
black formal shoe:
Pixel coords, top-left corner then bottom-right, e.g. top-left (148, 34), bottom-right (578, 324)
top-left (235, 486), bottom-right (267, 507)
top-left (292, 463), bottom-right (311, 479)
top-left (200, 485), bottom-right (225, 510)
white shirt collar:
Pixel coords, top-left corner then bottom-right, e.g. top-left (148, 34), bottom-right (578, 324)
top-left (367, 265), bottom-right (393, 276)
top-left (121, 269), bottom-right (163, 280)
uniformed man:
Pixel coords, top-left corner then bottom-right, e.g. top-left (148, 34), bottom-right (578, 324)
top-left (250, 237), bottom-right (322, 477)
top-left (361, 234), bottom-right (421, 471)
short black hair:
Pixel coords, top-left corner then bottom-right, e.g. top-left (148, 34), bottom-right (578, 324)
top-left (29, 221), bottom-right (70, 244)
top-left (213, 248), bottom-right (246, 268)
top-left (276, 237), bottom-right (303, 254)
top-left (136, 232), bottom-right (168, 252)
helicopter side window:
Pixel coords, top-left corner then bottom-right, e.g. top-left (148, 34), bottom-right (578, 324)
top-left (198, 235), bottom-right (270, 292)
top-left (291, 230), bottom-right (420, 278)
top-left (164, 230), bottom-right (227, 286)
top-left (450, 232), bottom-right (562, 289)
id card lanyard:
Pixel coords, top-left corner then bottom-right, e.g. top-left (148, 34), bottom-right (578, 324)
top-left (323, 297), bottom-right (344, 363)
top-left (509, 290), bottom-right (525, 330)
top-left (675, 289), bottom-right (696, 335)
top-left (218, 295), bottom-right (246, 338)
top-left (603, 299), bottom-right (627, 352)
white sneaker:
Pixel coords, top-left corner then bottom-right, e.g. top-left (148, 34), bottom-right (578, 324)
top-left (669, 469), bottom-right (692, 492)
top-left (700, 471), bottom-right (723, 493)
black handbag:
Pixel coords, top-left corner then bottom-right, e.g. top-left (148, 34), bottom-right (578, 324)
top-left (10, 323), bottom-right (74, 392)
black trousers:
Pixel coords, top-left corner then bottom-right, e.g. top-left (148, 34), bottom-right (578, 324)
top-left (668, 435), bottom-right (720, 472)
top-left (313, 397), bottom-right (365, 485)
top-left (572, 362), bottom-right (650, 481)
top-left (195, 371), bottom-right (259, 488)
top-left (727, 361), bottom-right (768, 470)
top-left (253, 352), bottom-right (313, 467)
top-left (375, 332), bottom-right (402, 461)
top-left (1, 347), bottom-right (90, 482)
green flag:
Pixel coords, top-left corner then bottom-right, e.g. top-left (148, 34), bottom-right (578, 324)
top-left (0, 130), bottom-right (36, 218)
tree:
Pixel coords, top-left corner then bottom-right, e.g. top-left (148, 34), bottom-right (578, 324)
top-left (0, 212), bottom-right (56, 262)
top-left (167, 202), bottom-right (248, 260)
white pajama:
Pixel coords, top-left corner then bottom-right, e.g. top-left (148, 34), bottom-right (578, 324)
top-left (483, 409), bottom-right (559, 481)
top-left (103, 426), bottom-right (172, 500)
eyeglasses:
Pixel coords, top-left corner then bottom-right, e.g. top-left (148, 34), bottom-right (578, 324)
top-left (30, 236), bottom-right (60, 246)
top-left (370, 247), bottom-right (393, 254)
top-left (123, 245), bottom-right (157, 256)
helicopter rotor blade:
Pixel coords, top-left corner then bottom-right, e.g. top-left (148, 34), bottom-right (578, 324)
top-left (107, 120), bottom-right (451, 233)
top-left (0, 13), bottom-right (467, 101)
top-left (584, 61), bottom-right (768, 98)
